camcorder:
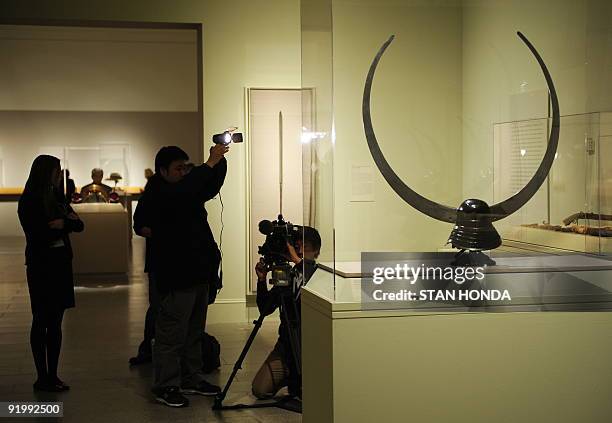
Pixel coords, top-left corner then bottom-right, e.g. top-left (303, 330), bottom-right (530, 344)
top-left (213, 127), bottom-right (244, 145)
top-left (258, 214), bottom-right (300, 287)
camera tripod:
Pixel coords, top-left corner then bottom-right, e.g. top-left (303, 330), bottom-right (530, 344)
top-left (213, 284), bottom-right (302, 414)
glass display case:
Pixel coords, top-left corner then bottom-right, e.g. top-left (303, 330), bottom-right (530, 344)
top-left (65, 144), bottom-right (130, 191)
top-left (37, 144), bottom-right (130, 206)
top-left (300, 0), bottom-right (612, 308)
top-left (494, 112), bottom-right (612, 255)
top-left (301, 0), bottom-right (334, 269)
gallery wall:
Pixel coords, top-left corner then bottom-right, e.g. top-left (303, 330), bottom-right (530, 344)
top-left (0, 0), bottom-right (302, 322)
top-left (0, 25), bottom-right (198, 112)
top-left (0, 24), bottom-right (200, 237)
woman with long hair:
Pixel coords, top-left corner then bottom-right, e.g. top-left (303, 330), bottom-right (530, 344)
top-left (17, 155), bottom-right (84, 392)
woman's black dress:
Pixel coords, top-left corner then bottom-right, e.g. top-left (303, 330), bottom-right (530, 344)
top-left (18, 194), bottom-right (84, 313)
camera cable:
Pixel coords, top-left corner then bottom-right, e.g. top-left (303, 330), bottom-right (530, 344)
top-left (218, 190), bottom-right (224, 291)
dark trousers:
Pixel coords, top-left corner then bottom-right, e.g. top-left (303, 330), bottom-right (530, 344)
top-left (153, 283), bottom-right (209, 389)
top-left (138, 273), bottom-right (159, 357)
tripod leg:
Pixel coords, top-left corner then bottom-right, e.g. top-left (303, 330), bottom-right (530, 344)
top-left (214, 295), bottom-right (276, 410)
top-left (213, 289), bottom-right (302, 414)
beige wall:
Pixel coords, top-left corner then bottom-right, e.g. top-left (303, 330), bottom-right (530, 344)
top-left (0, 25), bottom-right (198, 112)
top-left (0, 0), bottom-right (302, 319)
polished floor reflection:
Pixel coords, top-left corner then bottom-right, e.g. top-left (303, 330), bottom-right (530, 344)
top-left (0, 236), bottom-right (299, 423)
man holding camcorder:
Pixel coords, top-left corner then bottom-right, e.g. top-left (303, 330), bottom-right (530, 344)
top-left (141, 144), bottom-right (228, 408)
top-left (251, 226), bottom-right (320, 400)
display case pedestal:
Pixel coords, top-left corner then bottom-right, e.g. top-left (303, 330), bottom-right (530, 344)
top-left (70, 203), bottom-right (129, 276)
top-left (302, 266), bottom-right (612, 423)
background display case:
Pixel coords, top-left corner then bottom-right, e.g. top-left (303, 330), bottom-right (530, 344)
top-left (71, 203), bottom-right (130, 275)
top-left (494, 112), bottom-right (612, 255)
top-left (43, 144), bottom-right (131, 192)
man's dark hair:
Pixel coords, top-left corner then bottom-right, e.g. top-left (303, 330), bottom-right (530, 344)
top-left (155, 146), bottom-right (189, 173)
top-left (298, 226), bottom-right (321, 252)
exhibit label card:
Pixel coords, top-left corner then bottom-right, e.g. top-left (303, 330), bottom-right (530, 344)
top-left (350, 165), bottom-right (375, 202)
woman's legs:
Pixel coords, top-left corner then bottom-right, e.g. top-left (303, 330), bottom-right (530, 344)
top-left (45, 309), bottom-right (65, 383)
top-left (27, 252), bottom-right (72, 390)
top-left (30, 308), bottom-right (65, 385)
top-left (251, 342), bottom-right (289, 399)
top-left (30, 312), bottom-right (48, 382)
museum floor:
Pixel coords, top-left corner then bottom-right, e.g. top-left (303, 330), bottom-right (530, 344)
top-left (0, 236), bottom-right (299, 423)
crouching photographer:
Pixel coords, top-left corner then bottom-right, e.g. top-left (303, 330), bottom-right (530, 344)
top-left (251, 226), bottom-right (321, 400)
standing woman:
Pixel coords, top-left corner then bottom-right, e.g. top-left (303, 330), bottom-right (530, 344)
top-left (17, 155), bottom-right (84, 392)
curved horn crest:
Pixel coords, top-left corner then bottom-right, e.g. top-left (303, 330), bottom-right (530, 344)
top-left (489, 32), bottom-right (560, 221)
top-left (362, 35), bottom-right (457, 224)
top-left (362, 32), bottom-right (560, 224)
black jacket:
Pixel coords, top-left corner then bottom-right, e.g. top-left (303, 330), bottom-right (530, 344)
top-left (256, 258), bottom-right (317, 345)
top-left (133, 176), bottom-right (161, 274)
top-left (143, 158), bottom-right (227, 294)
top-left (18, 192), bottom-right (84, 266)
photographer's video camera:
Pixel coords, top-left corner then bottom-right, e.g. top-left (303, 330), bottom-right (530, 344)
top-left (258, 214), bottom-right (299, 287)
top-left (213, 127), bottom-right (244, 145)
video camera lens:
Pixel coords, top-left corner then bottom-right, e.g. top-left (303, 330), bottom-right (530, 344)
top-left (258, 219), bottom-right (274, 235)
top-left (257, 215), bottom-right (300, 287)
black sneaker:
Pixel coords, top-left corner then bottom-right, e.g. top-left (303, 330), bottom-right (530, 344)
top-left (153, 386), bottom-right (189, 407)
top-left (181, 380), bottom-right (221, 396)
